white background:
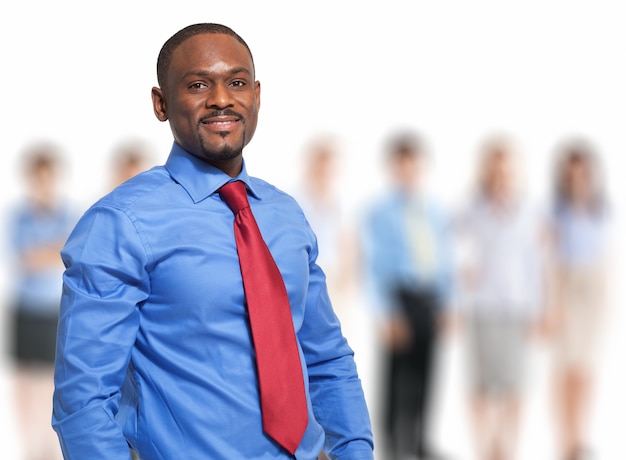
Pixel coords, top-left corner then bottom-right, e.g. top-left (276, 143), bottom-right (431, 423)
top-left (1, 1), bottom-right (624, 459)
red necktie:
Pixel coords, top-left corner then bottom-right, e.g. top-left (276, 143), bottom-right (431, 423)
top-left (218, 180), bottom-right (308, 455)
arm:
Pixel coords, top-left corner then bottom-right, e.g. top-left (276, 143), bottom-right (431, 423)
top-left (52, 205), bottom-right (150, 459)
top-left (430, 204), bottom-right (460, 337)
top-left (298, 259), bottom-right (374, 460)
top-left (8, 206), bottom-right (70, 273)
top-left (358, 207), bottom-right (414, 350)
top-left (358, 207), bottom-right (394, 319)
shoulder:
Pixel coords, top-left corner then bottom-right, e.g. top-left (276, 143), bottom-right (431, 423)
top-left (96, 166), bottom-right (173, 211)
top-left (424, 194), bottom-right (450, 218)
top-left (249, 176), bottom-right (303, 209)
top-left (6, 200), bottom-right (31, 223)
top-left (366, 192), bottom-right (396, 215)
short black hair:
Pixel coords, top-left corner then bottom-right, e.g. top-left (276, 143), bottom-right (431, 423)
top-left (385, 131), bottom-right (424, 161)
top-left (21, 141), bottom-right (62, 176)
top-left (156, 23), bottom-right (254, 91)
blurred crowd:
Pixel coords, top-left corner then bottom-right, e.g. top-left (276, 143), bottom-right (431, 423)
top-left (1, 129), bottom-right (615, 460)
top-left (287, 130), bottom-right (614, 460)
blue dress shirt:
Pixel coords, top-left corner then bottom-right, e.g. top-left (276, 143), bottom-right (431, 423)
top-left (52, 143), bottom-right (374, 460)
top-left (360, 190), bottom-right (454, 317)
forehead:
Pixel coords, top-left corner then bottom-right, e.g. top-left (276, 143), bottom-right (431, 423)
top-left (168, 33), bottom-right (254, 78)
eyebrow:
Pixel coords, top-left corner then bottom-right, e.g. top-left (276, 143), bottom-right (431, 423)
top-left (182, 67), bottom-right (252, 80)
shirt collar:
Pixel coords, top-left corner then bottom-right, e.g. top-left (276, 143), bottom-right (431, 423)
top-left (164, 142), bottom-right (258, 203)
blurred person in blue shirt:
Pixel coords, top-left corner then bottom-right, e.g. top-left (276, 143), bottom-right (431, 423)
top-left (360, 131), bottom-right (454, 460)
top-left (51, 23), bottom-right (373, 460)
top-left (5, 142), bottom-right (78, 460)
top-left (546, 138), bottom-right (612, 460)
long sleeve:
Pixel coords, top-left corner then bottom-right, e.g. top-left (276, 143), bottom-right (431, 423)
top-left (53, 205), bottom-right (148, 459)
top-left (298, 243), bottom-right (374, 459)
top-left (426, 202), bottom-right (455, 306)
top-left (359, 200), bottom-right (401, 318)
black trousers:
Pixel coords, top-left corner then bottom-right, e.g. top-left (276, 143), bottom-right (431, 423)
top-left (383, 287), bottom-right (439, 458)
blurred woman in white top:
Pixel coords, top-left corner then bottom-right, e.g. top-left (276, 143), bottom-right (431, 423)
top-left (454, 135), bottom-right (548, 460)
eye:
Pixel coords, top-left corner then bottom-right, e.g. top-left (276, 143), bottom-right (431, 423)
top-left (189, 82), bottom-right (208, 90)
top-left (230, 80), bottom-right (246, 88)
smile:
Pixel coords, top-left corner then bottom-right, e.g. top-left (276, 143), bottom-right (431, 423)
top-left (201, 118), bottom-right (240, 131)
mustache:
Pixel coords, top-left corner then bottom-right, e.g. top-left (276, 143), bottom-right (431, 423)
top-left (200, 109), bottom-right (244, 122)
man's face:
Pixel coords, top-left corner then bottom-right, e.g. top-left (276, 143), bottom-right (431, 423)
top-left (392, 151), bottom-right (425, 192)
top-left (152, 33), bottom-right (260, 172)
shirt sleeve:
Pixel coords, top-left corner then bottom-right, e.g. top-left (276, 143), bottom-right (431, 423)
top-left (52, 205), bottom-right (150, 459)
top-left (297, 246), bottom-right (375, 459)
top-left (358, 207), bottom-right (393, 318)
top-left (429, 203), bottom-right (456, 307)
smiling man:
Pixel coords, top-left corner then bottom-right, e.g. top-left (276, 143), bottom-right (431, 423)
top-left (52, 23), bottom-right (374, 460)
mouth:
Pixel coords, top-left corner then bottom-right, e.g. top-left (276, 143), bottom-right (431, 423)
top-left (201, 117), bottom-right (240, 131)
top-left (200, 111), bottom-right (243, 133)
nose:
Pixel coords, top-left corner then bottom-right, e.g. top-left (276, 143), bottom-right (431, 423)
top-left (207, 82), bottom-right (233, 109)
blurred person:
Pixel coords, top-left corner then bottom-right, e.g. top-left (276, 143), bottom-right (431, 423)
top-left (109, 138), bottom-right (157, 188)
top-left (546, 139), bottom-right (612, 460)
top-left (109, 140), bottom-right (155, 460)
top-left (4, 142), bottom-right (78, 460)
top-left (291, 134), bottom-right (355, 305)
top-left (361, 131), bottom-right (454, 460)
top-left (453, 136), bottom-right (547, 460)
top-left (292, 135), bottom-right (370, 460)
top-left (51, 23), bottom-right (373, 459)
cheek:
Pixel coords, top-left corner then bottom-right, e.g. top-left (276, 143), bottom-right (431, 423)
top-left (169, 94), bottom-right (203, 118)
top-left (170, 103), bottom-right (200, 130)
top-left (243, 105), bottom-right (259, 137)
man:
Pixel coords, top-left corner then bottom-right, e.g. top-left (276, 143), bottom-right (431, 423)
top-left (360, 132), bottom-right (453, 460)
top-left (52, 23), bottom-right (374, 460)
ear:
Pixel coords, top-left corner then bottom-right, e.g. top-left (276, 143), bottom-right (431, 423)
top-left (255, 80), bottom-right (261, 111)
top-left (151, 86), bottom-right (168, 122)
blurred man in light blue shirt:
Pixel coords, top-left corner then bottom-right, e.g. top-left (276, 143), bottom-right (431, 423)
top-left (361, 131), bottom-right (453, 460)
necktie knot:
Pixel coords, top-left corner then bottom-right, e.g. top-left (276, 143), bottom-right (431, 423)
top-left (219, 180), bottom-right (249, 215)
